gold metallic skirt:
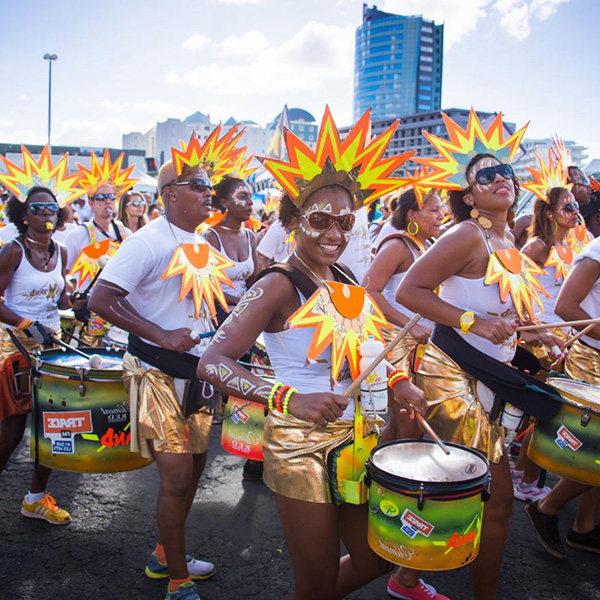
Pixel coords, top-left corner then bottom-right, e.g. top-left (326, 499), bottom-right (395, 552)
top-left (122, 352), bottom-right (213, 457)
top-left (415, 341), bottom-right (505, 463)
top-left (564, 339), bottom-right (600, 386)
top-left (382, 327), bottom-right (421, 375)
top-left (263, 411), bottom-right (382, 504)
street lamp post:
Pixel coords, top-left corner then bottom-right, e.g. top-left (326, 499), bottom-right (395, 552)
top-left (43, 53), bottom-right (58, 149)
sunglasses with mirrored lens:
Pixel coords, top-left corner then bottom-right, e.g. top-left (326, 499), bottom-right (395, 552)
top-left (562, 202), bottom-right (580, 214)
top-left (473, 163), bottom-right (514, 186)
top-left (574, 178), bottom-right (591, 187)
top-left (93, 193), bottom-right (117, 201)
top-left (172, 179), bottom-right (213, 194)
top-left (28, 202), bottom-right (59, 215)
top-left (127, 200), bottom-right (145, 207)
top-left (303, 211), bottom-right (356, 233)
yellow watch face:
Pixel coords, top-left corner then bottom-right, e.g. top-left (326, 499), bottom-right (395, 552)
top-left (460, 312), bottom-right (475, 332)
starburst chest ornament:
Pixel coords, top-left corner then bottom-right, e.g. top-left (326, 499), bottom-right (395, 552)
top-left (545, 245), bottom-right (573, 281)
top-left (70, 239), bottom-right (121, 288)
top-left (485, 248), bottom-right (549, 323)
top-left (288, 281), bottom-right (390, 381)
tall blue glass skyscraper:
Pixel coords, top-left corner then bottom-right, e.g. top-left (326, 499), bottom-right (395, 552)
top-left (354, 4), bottom-right (444, 121)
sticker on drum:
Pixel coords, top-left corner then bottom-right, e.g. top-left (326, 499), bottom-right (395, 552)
top-left (366, 440), bottom-right (490, 571)
top-left (221, 396), bottom-right (267, 461)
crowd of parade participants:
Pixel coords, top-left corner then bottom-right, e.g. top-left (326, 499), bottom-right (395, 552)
top-left (0, 107), bottom-right (599, 600)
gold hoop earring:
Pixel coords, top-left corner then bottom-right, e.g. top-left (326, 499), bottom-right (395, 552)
top-left (407, 221), bottom-right (419, 235)
top-left (551, 218), bottom-right (558, 234)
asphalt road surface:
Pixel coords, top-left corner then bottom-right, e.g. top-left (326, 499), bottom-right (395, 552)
top-left (0, 420), bottom-right (598, 600)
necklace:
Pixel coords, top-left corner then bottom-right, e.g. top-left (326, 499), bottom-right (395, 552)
top-left (22, 237), bottom-right (54, 271)
top-left (291, 251), bottom-right (326, 285)
top-left (25, 236), bottom-right (49, 246)
top-left (218, 224), bottom-right (242, 233)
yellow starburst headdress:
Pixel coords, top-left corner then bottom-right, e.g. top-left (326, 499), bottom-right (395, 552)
top-left (76, 149), bottom-right (138, 198)
top-left (550, 136), bottom-right (573, 168)
top-left (522, 150), bottom-right (569, 202)
top-left (404, 165), bottom-right (440, 209)
top-left (259, 106), bottom-right (415, 210)
top-left (414, 108), bottom-right (528, 190)
top-left (0, 145), bottom-right (85, 207)
top-left (171, 125), bottom-right (248, 185)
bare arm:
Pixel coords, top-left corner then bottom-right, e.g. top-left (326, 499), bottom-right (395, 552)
top-left (512, 215), bottom-right (531, 249)
top-left (555, 258), bottom-right (600, 340)
top-left (396, 224), bottom-right (517, 344)
top-left (0, 242), bottom-right (26, 326)
top-left (521, 238), bottom-right (548, 268)
top-left (58, 245), bottom-right (72, 310)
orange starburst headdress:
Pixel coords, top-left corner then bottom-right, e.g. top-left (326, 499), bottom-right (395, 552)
top-left (404, 166), bottom-right (440, 208)
top-left (522, 151), bottom-right (569, 202)
top-left (415, 108), bottom-right (528, 190)
top-left (259, 106), bottom-right (414, 210)
top-left (160, 242), bottom-right (235, 320)
top-left (288, 281), bottom-right (391, 380)
top-left (171, 125), bottom-right (249, 185)
top-left (76, 149), bottom-right (138, 198)
top-left (0, 145), bottom-right (85, 207)
top-left (550, 136), bottom-right (573, 168)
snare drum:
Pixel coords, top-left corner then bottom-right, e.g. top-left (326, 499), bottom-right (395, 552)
top-left (105, 325), bottom-right (129, 349)
top-left (366, 440), bottom-right (490, 570)
top-left (221, 396), bottom-right (268, 461)
top-left (58, 309), bottom-right (76, 336)
top-left (32, 348), bottom-right (152, 473)
top-left (528, 377), bottom-right (600, 485)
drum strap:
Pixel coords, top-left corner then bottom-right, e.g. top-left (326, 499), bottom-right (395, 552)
top-left (432, 325), bottom-right (562, 419)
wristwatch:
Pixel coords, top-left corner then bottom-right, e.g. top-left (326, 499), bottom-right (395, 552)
top-left (460, 311), bottom-right (475, 334)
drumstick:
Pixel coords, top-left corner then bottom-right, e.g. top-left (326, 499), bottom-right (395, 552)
top-left (517, 317), bottom-right (600, 332)
top-left (304, 314), bottom-right (422, 437)
top-left (414, 412), bottom-right (450, 455)
top-left (550, 323), bottom-right (596, 370)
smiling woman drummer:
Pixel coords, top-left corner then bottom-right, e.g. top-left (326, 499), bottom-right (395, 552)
top-left (199, 107), bottom-right (429, 600)
top-left (396, 110), bottom-right (564, 600)
top-left (0, 145), bottom-right (84, 526)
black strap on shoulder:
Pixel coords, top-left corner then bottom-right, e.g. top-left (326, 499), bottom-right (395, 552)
top-left (376, 232), bottom-right (421, 255)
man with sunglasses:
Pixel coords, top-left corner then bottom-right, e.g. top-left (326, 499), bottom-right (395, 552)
top-left (89, 160), bottom-right (217, 600)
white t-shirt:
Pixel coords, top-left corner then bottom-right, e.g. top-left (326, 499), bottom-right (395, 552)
top-left (97, 216), bottom-right (213, 357)
top-left (52, 222), bottom-right (78, 245)
top-left (64, 221), bottom-right (132, 270)
top-left (575, 236), bottom-right (600, 350)
top-left (257, 208), bottom-right (372, 281)
top-left (0, 222), bottom-right (19, 243)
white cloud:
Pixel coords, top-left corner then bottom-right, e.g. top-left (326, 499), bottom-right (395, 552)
top-left (101, 99), bottom-right (191, 118)
top-left (0, 127), bottom-right (40, 144)
top-left (181, 33), bottom-right (212, 50)
top-left (166, 22), bottom-right (354, 96)
top-left (531, 0), bottom-right (569, 20)
top-left (215, 0), bottom-right (263, 4)
top-left (495, 0), bottom-right (531, 41)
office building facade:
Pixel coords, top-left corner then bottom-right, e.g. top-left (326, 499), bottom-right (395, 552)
top-left (354, 4), bottom-right (443, 121)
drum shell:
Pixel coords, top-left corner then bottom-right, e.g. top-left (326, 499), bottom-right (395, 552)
top-left (528, 402), bottom-right (600, 486)
top-left (221, 396), bottom-right (267, 461)
top-left (31, 349), bottom-right (152, 473)
top-left (366, 440), bottom-right (488, 571)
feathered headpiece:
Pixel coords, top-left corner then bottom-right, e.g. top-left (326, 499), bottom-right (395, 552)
top-left (259, 106), bottom-right (414, 210)
top-left (414, 108), bottom-right (528, 190)
top-left (522, 151), bottom-right (569, 202)
top-left (76, 149), bottom-right (138, 198)
top-left (0, 145), bottom-right (85, 207)
top-left (172, 125), bottom-right (250, 185)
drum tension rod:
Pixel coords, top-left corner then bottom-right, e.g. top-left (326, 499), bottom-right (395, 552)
top-left (418, 485), bottom-right (425, 511)
top-left (78, 368), bottom-right (86, 397)
top-left (581, 412), bottom-right (591, 427)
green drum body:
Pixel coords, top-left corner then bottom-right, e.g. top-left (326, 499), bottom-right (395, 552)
top-left (32, 348), bottom-right (152, 473)
top-left (221, 396), bottom-right (267, 461)
top-left (528, 377), bottom-right (600, 486)
top-left (366, 440), bottom-right (490, 571)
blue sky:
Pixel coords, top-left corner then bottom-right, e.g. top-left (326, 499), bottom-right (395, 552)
top-left (1, 0), bottom-right (598, 160)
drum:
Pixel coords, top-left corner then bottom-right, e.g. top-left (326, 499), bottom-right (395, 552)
top-left (248, 333), bottom-right (272, 376)
top-left (105, 325), bottom-right (129, 349)
top-left (528, 377), bottom-right (600, 485)
top-left (58, 309), bottom-right (76, 337)
top-left (366, 440), bottom-right (490, 570)
top-left (221, 396), bottom-right (268, 461)
top-left (31, 348), bottom-right (152, 473)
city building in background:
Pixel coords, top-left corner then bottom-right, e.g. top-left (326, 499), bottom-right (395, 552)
top-left (353, 4), bottom-right (443, 121)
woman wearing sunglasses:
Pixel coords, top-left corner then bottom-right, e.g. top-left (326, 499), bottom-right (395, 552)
top-left (117, 190), bottom-right (148, 234)
top-left (0, 185), bottom-right (73, 526)
top-left (199, 109), bottom-right (429, 600)
top-left (396, 112), bottom-right (564, 600)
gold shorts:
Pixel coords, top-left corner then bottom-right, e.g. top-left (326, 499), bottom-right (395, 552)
top-left (382, 327), bottom-right (421, 375)
top-left (564, 339), bottom-right (600, 386)
top-left (263, 411), bottom-right (382, 504)
top-left (415, 341), bottom-right (505, 463)
top-left (122, 352), bottom-right (212, 456)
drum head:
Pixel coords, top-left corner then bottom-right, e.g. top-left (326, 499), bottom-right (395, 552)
top-left (371, 440), bottom-right (489, 484)
top-left (38, 348), bottom-right (124, 376)
top-left (547, 377), bottom-right (600, 415)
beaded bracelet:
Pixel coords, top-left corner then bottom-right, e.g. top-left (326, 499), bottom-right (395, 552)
top-left (275, 385), bottom-right (290, 413)
top-left (268, 382), bottom-right (284, 412)
top-left (15, 318), bottom-right (34, 331)
top-left (282, 387), bottom-right (297, 416)
top-left (388, 369), bottom-right (410, 390)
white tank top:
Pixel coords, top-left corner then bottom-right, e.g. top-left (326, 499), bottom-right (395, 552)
top-left (209, 229), bottom-right (254, 304)
top-left (439, 223), bottom-right (517, 362)
top-left (4, 240), bottom-right (65, 330)
top-left (536, 264), bottom-right (562, 325)
top-left (263, 289), bottom-right (355, 421)
top-left (380, 235), bottom-right (433, 329)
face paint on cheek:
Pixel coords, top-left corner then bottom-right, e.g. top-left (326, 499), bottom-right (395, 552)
top-left (231, 188), bottom-right (249, 206)
top-left (299, 220), bottom-right (320, 238)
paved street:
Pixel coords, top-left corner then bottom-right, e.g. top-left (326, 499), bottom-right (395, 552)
top-left (0, 420), bottom-right (598, 600)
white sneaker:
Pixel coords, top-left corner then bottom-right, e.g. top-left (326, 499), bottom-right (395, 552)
top-left (510, 468), bottom-right (524, 482)
top-left (514, 480), bottom-right (551, 502)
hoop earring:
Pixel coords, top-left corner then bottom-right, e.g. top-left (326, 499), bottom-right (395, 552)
top-left (551, 218), bottom-right (558, 234)
top-left (407, 221), bottom-right (419, 235)
top-left (508, 208), bottom-right (516, 230)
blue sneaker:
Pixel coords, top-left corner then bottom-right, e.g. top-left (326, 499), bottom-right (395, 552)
top-left (165, 581), bottom-right (200, 600)
top-left (146, 553), bottom-right (216, 580)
